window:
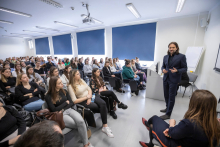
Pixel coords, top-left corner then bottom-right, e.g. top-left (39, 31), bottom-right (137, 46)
top-left (52, 34), bottom-right (72, 55)
top-left (28, 40), bottom-right (34, 49)
top-left (35, 37), bottom-right (50, 55)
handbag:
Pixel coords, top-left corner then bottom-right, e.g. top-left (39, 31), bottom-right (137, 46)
top-left (82, 108), bottom-right (92, 139)
top-left (36, 109), bottom-right (65, 130)
top-left (19, 110), bottom-right (45, 127)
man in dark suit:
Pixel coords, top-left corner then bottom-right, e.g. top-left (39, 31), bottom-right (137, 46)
top-left (160, 42), bottom-right (187, 120)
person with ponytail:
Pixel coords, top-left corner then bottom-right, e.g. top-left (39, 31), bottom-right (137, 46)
top-left (140, 90), bottom-right (220, 147)
top-left (60, 65), bottom-right (71, 90)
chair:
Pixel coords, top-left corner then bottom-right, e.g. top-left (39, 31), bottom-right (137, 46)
top-left (108, 77), bottom-right (116, 91)
top-left (120, 72), bottom-right (130, 92)
top-left (187, 72), bottom-right (198, 97)
top-left (152, 139), bottom-right (162, 147)
top-left (101, 71), bottom-right (110, 88)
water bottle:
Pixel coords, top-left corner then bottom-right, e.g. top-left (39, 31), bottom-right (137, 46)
top-left (91, 94), bottom-right (95, 102)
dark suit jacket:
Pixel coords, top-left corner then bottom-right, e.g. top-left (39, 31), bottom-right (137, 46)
top-left (102, 66), bottom-right (112, 80)
top-left (161, 53), bottom-right (187, 84)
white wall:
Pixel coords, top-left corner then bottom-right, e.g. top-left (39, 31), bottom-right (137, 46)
top-left (0, 37), bottom-right (30, 60)
top-left (154, 14), bottom-right (207, 74)
top-left (195, 4), bottom-right (220, 98)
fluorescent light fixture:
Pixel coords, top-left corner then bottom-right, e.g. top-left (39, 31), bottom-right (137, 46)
top-left (176, 0), bottom-right (185, 13)
top-left (0, 7), bottom-right (32, 17)
top-left (23, 30), bottom-right (47, 34)
top-left (54, 21), bottom-right (77, 28)
top-left (28, 40), bottom-right (34, 49)
top-left (39, 0), bottom-right (63, 8)
top-left (11, 33), bottom-right (32, 36)
top-left (36, 26), bottom-right (60, 31)
top-left (0, 20), bottom-right (13, 24)
top-left (126, 3), bottom-right (141, 18)
top-left (2, 35), bottom-right (25, 38)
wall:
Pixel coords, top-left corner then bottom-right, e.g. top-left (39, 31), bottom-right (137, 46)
top-left (0, 37), bottom-right (30, 60)
top-left (154, 14), bottom-right (207, 74)
top-left (195, 4), bottom-right (220, 98)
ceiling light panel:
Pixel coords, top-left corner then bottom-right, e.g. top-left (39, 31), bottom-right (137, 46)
top-left (126, 3), bottom-right (141, 18)
top-left (176, 0), bottom-right (185, 13)
top-left (0, 7), bottom-right (32, 17)
top-left (2, 35), bottom-right (26, 38)
top-left (54, 21), bottom-right (77, 28)
top-left (39, 0), bottom-right (63, 8)
top-left (0, 20), bottom-right (13, 24)
top-left (23, 30), bottom-right (47, 34)
top-left (11, 33), bottom-right (33, 36)
top-left (36, 26), bottom-right (60, 32)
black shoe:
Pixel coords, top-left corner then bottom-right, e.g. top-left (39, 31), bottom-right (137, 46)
top-left (116, 89), bottom-right (123, 93)
top-left (160, 108), bottom-right (167, 113)
top-left (160, 115), bottom-right (170, 120)
top-left (110, 111), bottom-right (117, 119)
top-left (118, 102), bottom-right (128, 109)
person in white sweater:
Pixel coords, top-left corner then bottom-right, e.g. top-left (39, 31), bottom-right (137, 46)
top-left (92, 59), bottom-right (101, 69)
top-left (83, 59), bottom-right (92, 76)
top-left (26, 66), bottom-right (44, 84)
top-left (12, 64), bottom-right (24, 77)
top-left (99, 58), bottom-right (104, 69)
top-left (60, 65), bottom-right (71, 90)
top-left (20, 61), bottom-right (27, 73)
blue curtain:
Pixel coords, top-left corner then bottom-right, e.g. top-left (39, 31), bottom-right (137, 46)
top-left (35, 37), bottom-right (50, 55)
top-left (52, 34), bottom-right (72, 55)
top-left (77, 29), bottom-right (105, 55)
top-left (112, 22), bottom-right (157, 61)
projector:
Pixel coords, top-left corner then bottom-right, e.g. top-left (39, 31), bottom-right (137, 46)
top-left (82, 18), bottom-right (95, 24)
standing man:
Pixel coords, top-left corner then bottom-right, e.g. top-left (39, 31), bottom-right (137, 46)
top-left (160, 42), bottom-right (187, 120)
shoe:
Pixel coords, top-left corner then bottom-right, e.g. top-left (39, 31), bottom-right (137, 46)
top-left (88, 143), bottom-right (94, 147)
top-left (160, 114), bottom-right (170, 120)
top-left (160, 108), bottom-right (167, 113)
top-left (139, 141), bottom-right (148, 147)
top-left (142, 118), bottom-right (150, 131)
top-left (131, 92), bottom-right (136, 96)
top-left (118, 102), bottom-right (128, 109)
top-left (116, 89), bottom-right (122, 93)
top-left (110, 111), bottom-right (117, 119)
top-left (102, 127), bottom-right (114, 138)
top-left (135, 89), bottom-right (139, 95)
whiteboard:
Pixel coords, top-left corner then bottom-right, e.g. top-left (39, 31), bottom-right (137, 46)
top-left (214, 45), bottom-right (220, 72)
top-left (185, 47), bottom-right (204, 71)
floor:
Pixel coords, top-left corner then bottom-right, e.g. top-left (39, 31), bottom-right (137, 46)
top-left (64, 85), bottom-right (191, 147)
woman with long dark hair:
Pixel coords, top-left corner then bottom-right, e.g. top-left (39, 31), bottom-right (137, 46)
top-left (92, 59), bottom-right (101, 69)
top-left (70, 59), bottom-right (78, 70)
top-left (26, 66), bottom-right (44, 85)
top-left (12, 64), bottom-right (24, 78)
top-left (90, 68), bottom-right (128, 119)
top-left (67, 70), bottom-right (114, 138)
top-left (140, 90), bottom-right (220, 147)
top-left (45, 76), bottom-right (94, 147)
top-left (60, 65), bottom-right (71, 90)
top-left (46, 66), bottom-right (59, 87)
top-left (78, 58), bottom-right (84, 71)
top-left (65, 59), bottom-right (70, 66)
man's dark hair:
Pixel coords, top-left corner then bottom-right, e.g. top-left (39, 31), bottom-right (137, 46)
top-left (14, 120), bottom-right (64, 147)
top-left (167, 42), bottom-right (180, 55)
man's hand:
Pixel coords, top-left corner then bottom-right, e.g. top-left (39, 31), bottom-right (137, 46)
top-left (169, 67), bottom-right (178, 73)
top-left (169, 119), bottom-right (176, 127)
top-left (163, 69), bottom-right (168, 74)
top-left (163, 129), bottom-right (170, 138)
top-left (86, 99), bottom-right (91, 105)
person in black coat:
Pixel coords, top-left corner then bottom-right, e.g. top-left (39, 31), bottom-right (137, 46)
top-left (45, 58), bottom-right (55, 73)
top-left (0, 103), bottom-right (26, 147)
top-left (102, 61), bottom-right (124, 93)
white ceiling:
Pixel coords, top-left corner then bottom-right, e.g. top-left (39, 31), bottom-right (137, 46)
top-left (0, 0), bottom-right (219, 38)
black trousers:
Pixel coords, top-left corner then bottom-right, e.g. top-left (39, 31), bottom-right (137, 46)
top-left (136, 73), bottom-right (144, 82)
top-left (109, 77), bottom-right (122, 90)
top-left (79, 94), bottom-right (108, 124)
top-left (100, 90), bottom-right (120, 111)
top-left (163, 79), bottom-right (178, 116)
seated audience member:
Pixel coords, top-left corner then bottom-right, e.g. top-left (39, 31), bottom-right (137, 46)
top-left (30, 59), bottom-right (35, 67)
top-left (0, 66), bottom-right (2, 79)
top-left (92, 59), bottom-right (101, 69)
top-left (83, 59), bottom-right (92, 77)
top-left (0, 102), bottom-right (26, 147)
top-left (12, 64), bottom-right (24, 78)
top-left (34, 61), bottom-right (45, 77)
top-left (65, 59), bottom-right (70, 66)
top-left (140, 90), bottom-right (220, 147)
top-left (103, 61), bottom-right (124, 93)
top-left (40, 57), bottom-right (45, 65)
top-left (15, 61), bottom-right (20, 65)
top-left (78, 58), bottom-right (84, 71)
top-left (109, 58), bottom-right (117, 73)
top-left (0, 68), bottom-right (16, 101)
top-left (45, 76), bottom-right (94, 147)
top-left (11, 57), bottom-right (16, 64)
top-left (122, 60), bottom-right (144, 95)
top-left (135, 57), bottom-right (147, 75)
top-left (46, 57), bottom-right (55, 73)
top-left (131, 59), bottom-right (146, 83)
top-left (15, 73), bottom-right (45, 111)
top-left (113, 58), bottom-right (120, 70)
top-left (0, 59), bottom-right (4, 67)
top-left (81, 57), bottom-right (84, 64)
top-left (90, 68), bottom-right (128, 119)
top-left (26, 66), bottom-right (44, 85)
top-left (20, 61), bottom-right (27, 73)
top-left (105, 57), bottom-right (109, 63)
top-left (70, 59), bottom-right (78, 70)
top-left (90, 57), bottom-right (94, 66)
top-left (60, 65), bottom-right (71, 90)
top-left (99, 58), bottom-right (104, 69)
top-left (176, 72), bottom-right (189, 95)
top-left (54, 57), bottom-right (58, 65)
top-left (67, 70), bottom-right (114, 138)
top-left (3, 63), bottom-right (10, 69)
top-left (14, 120), bottom-right (64, 147)
top-left (47, 66), bottom-right (59, 87)
top-left (58, 59), bottom-right (65, 71)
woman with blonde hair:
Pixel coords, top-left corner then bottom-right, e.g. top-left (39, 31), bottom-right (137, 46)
top-left (140, 90), bottom-right (220, 147)
top-left (12, 64), bottom-right (24, 78)
top-left (67, 69), bottom-right (114, 138)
